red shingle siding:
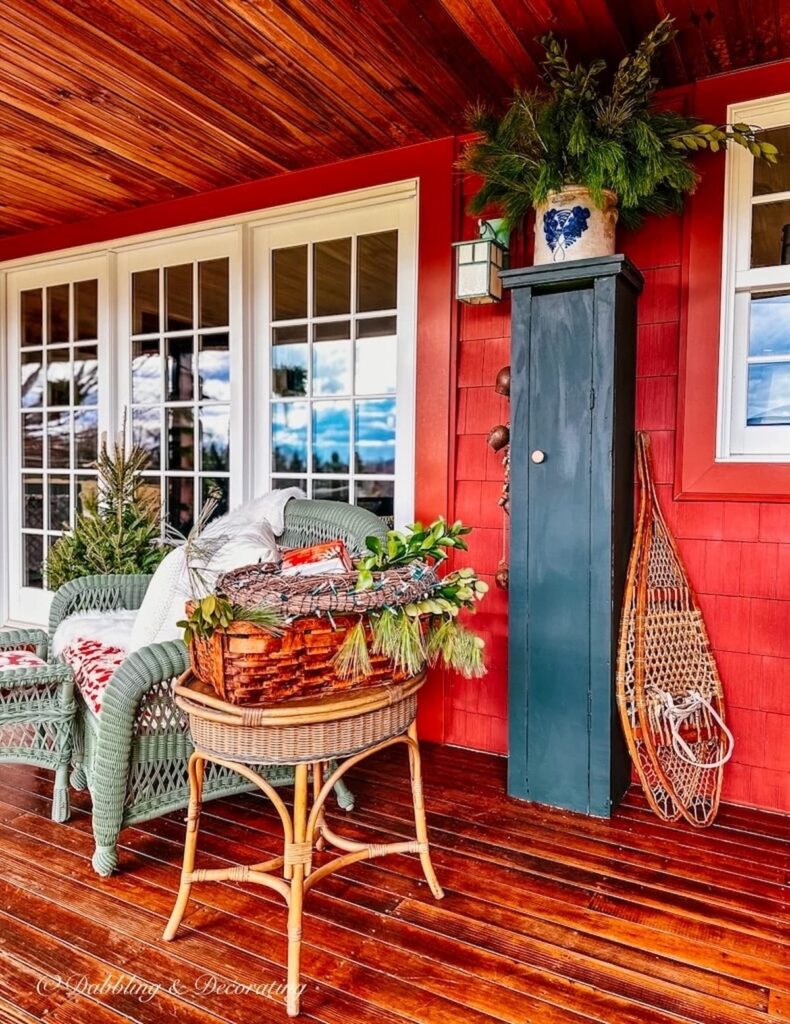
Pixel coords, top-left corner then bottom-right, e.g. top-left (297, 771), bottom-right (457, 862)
top-left (447, 196), bottom-right (790, 813)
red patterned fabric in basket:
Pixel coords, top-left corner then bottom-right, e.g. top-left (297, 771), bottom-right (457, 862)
top-left (0, 650), bottom-right (46, 671)
top-left (61, 638), bottom-right (126, 716)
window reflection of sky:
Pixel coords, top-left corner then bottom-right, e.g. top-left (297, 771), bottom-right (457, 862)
top-left (356, 334), bottom-right (396, 394)
top-left (747, 362), bottom-right (790, 425)
top-left (749, 293), bottom-right (790, 357)
top-left (273, 401), bottom-right (308, 472)
top-left (200, 405), bottom-right (230, 472)
top-left (198, 346), bottom-right (231, 401)
top-left (356, 399), bottom-right (396, 472)
top-left (132, 351), bottom-right (162, 404)
top-left (313, 401), bottom-right (350, 472)
top-left (273, 342), bottom-right (308, 396)
top-left (313, 340), bottom-right (351, 395)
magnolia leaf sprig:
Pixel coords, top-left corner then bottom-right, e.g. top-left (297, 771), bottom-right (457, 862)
top-left (402, 567), bottom-right (489, 618)
top-left (178, 593), bottom-right (284, 646)
top-left (356, 517), bottom-right (471, 591)
top-left (669, 121), bottom-right (779, 160)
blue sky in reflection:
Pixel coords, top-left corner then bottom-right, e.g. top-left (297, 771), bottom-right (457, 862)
top-left (747, 363), bottom-right (790, 424)
top-left (272, 397), bottom-right (396, 474)
top-left (749, 294), bottom-right (790, 357)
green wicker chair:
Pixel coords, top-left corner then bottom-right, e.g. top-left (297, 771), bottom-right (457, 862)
top-left (39, 499), bottom-right (386, 875)
top-left (0, 629), bottom-right (75, 823)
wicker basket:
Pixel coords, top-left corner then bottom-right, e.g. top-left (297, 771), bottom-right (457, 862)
top-left (185, 562), bottom-right (438, 706)
top-left (188, 610), bottom-right (414, 706)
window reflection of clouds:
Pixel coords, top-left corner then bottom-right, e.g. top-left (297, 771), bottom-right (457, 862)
top-left (132, 345), bottom-right (162, 404)
top-left (747, 362), bottom-right (790, 425)
top-left (313, 402), bottom-right (350, 472)
top-left (21, 353), bottom-right (44, 408)
top-left (200, 405), bottom-right (230, 472)
top-left (355, 398), bottom-right (396, 472)
top-left (273, 342), bottom-right (308, 396)
top-left (272, 401), bottom-right (308, 472)
top-left (749, 293), bottom-right (790, 357)
top-left (313, 340), bottom-right (351, 396)
top-left (356, 334), bottom-right (396, 394)
top-left (198, 349), bottom-right (231, 401)
top-left (133, 408), bottom-right (161, 470)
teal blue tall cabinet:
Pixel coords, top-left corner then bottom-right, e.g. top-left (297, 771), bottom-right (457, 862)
top-left (501, 255), bottom-right (643, 816)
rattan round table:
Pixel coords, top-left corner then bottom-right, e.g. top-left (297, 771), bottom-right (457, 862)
top-left (162, 669), bottom-right (443, 1017)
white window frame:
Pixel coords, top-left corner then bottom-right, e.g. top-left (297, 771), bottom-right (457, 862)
top-left (252, 196), bottom-right (417, 525)
top-left (718, 91), bottom-right (790, 461)
top-left (0, 181), bottom-right (418, 624)
top-left (116, 229), bottom-right (244, 528)
top-left (5, 255), bottom-right (111, 624)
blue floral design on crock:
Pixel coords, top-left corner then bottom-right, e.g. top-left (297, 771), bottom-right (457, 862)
top-left (543, 205), bottom-right (591, 261)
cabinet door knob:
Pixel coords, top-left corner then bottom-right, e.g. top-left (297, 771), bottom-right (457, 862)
top-left (531, 450), bottom-right (546, 464)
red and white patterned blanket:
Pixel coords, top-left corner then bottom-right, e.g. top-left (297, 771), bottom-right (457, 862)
top-left (61, 638), bottom-right (126, 716)
top-left (0, 650), bottom-right (46, 672)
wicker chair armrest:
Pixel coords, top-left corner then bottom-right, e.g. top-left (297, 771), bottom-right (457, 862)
top-left (0, 661), bottom-right (74, 698)
top-left (48, 573), bottom-right (154, 634)
top-left (0, 628), bottom-right (50, 660)
top-left (100, 639), bottom-right (189, 727)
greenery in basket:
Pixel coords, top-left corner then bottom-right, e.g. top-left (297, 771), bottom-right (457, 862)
top-left (177, 593), bottom-right (284, 646)
top-left (336, 518), bottom-right (489, 682)
top-left (460, 16), bottom-right (778, 229)
top-left (356, 518), bottom-right (471, 591)
top-left (45, 429), bottom-right (166, 591)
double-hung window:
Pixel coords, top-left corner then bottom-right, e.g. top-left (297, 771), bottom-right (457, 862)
top-left (719, 93), bottom-right (790, 459)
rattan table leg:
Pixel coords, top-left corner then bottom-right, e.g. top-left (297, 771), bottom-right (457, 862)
top-left (287, 762), bottom-right (308, 1017)
top-left (163, 753), bottom-right (205, 941)
top-left (407, 721), bottom-right (444, 900)
top-left (311, 762), bottom-right (326, 858)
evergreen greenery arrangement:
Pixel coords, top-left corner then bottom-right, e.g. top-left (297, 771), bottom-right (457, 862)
top-left (337, 518), bottom-right (489, 681)
top-left (460, 16), bottom-right (778, 229)
top-left (44, 432), bottom-right (166, 590)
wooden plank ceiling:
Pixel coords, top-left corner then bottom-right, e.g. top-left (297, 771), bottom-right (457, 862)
top-left (1, 0), bottom-right (788, 239)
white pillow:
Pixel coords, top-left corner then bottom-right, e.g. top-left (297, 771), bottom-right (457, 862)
top-left (127, 521), bottom-right (280, 652)
top-left (52, 608), bottom-right (137, 658)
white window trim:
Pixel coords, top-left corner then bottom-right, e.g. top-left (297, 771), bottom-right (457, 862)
top-left (5, 255), bottom-right (111, 624)
top-left (0, 181), bottom-right (418, 625)
top-left (252, 198), bottom-right (417, 525)
top-left (718, 91), bottom-right (790, 461)
top-left (116, 229), bottom-right (243, 521)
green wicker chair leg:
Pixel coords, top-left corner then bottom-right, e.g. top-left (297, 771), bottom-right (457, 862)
top-left (332, 772), bottom-right (355, 811)
top-left (52, 763), bottom-right (71, 823)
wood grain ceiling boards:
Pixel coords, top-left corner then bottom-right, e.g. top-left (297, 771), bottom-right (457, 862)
top-left (1, 0), bottom-right (788, 239)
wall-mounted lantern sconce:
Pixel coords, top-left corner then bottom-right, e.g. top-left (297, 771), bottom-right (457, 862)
top-left (453, 219), bottom-right (510, 304)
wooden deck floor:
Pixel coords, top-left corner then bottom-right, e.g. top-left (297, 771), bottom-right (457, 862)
top-left (0, 744), bottom-right (787, 1024)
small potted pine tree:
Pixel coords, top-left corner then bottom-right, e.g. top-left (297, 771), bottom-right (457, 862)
top-left (460, 17), bottom-right (778, 264)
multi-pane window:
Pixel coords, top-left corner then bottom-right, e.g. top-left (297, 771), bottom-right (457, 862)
top-left (720, 98), bottom-right (790, 458)
top-left (6, 187), bottom-right (416, 625)
top-left (19, 279), bottom-right (99, 587)
top-left (131, 257), bottom-right (231, 534)
top-left (269, 230), bottom-right (399, 522)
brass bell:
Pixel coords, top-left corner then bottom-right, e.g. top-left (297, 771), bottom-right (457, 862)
top-left (495, 365), bottom-right (511, 398)
top-left (495, 560), bottom-right (509, 590)
top-left (487, 424), bottom-right (510, 452)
